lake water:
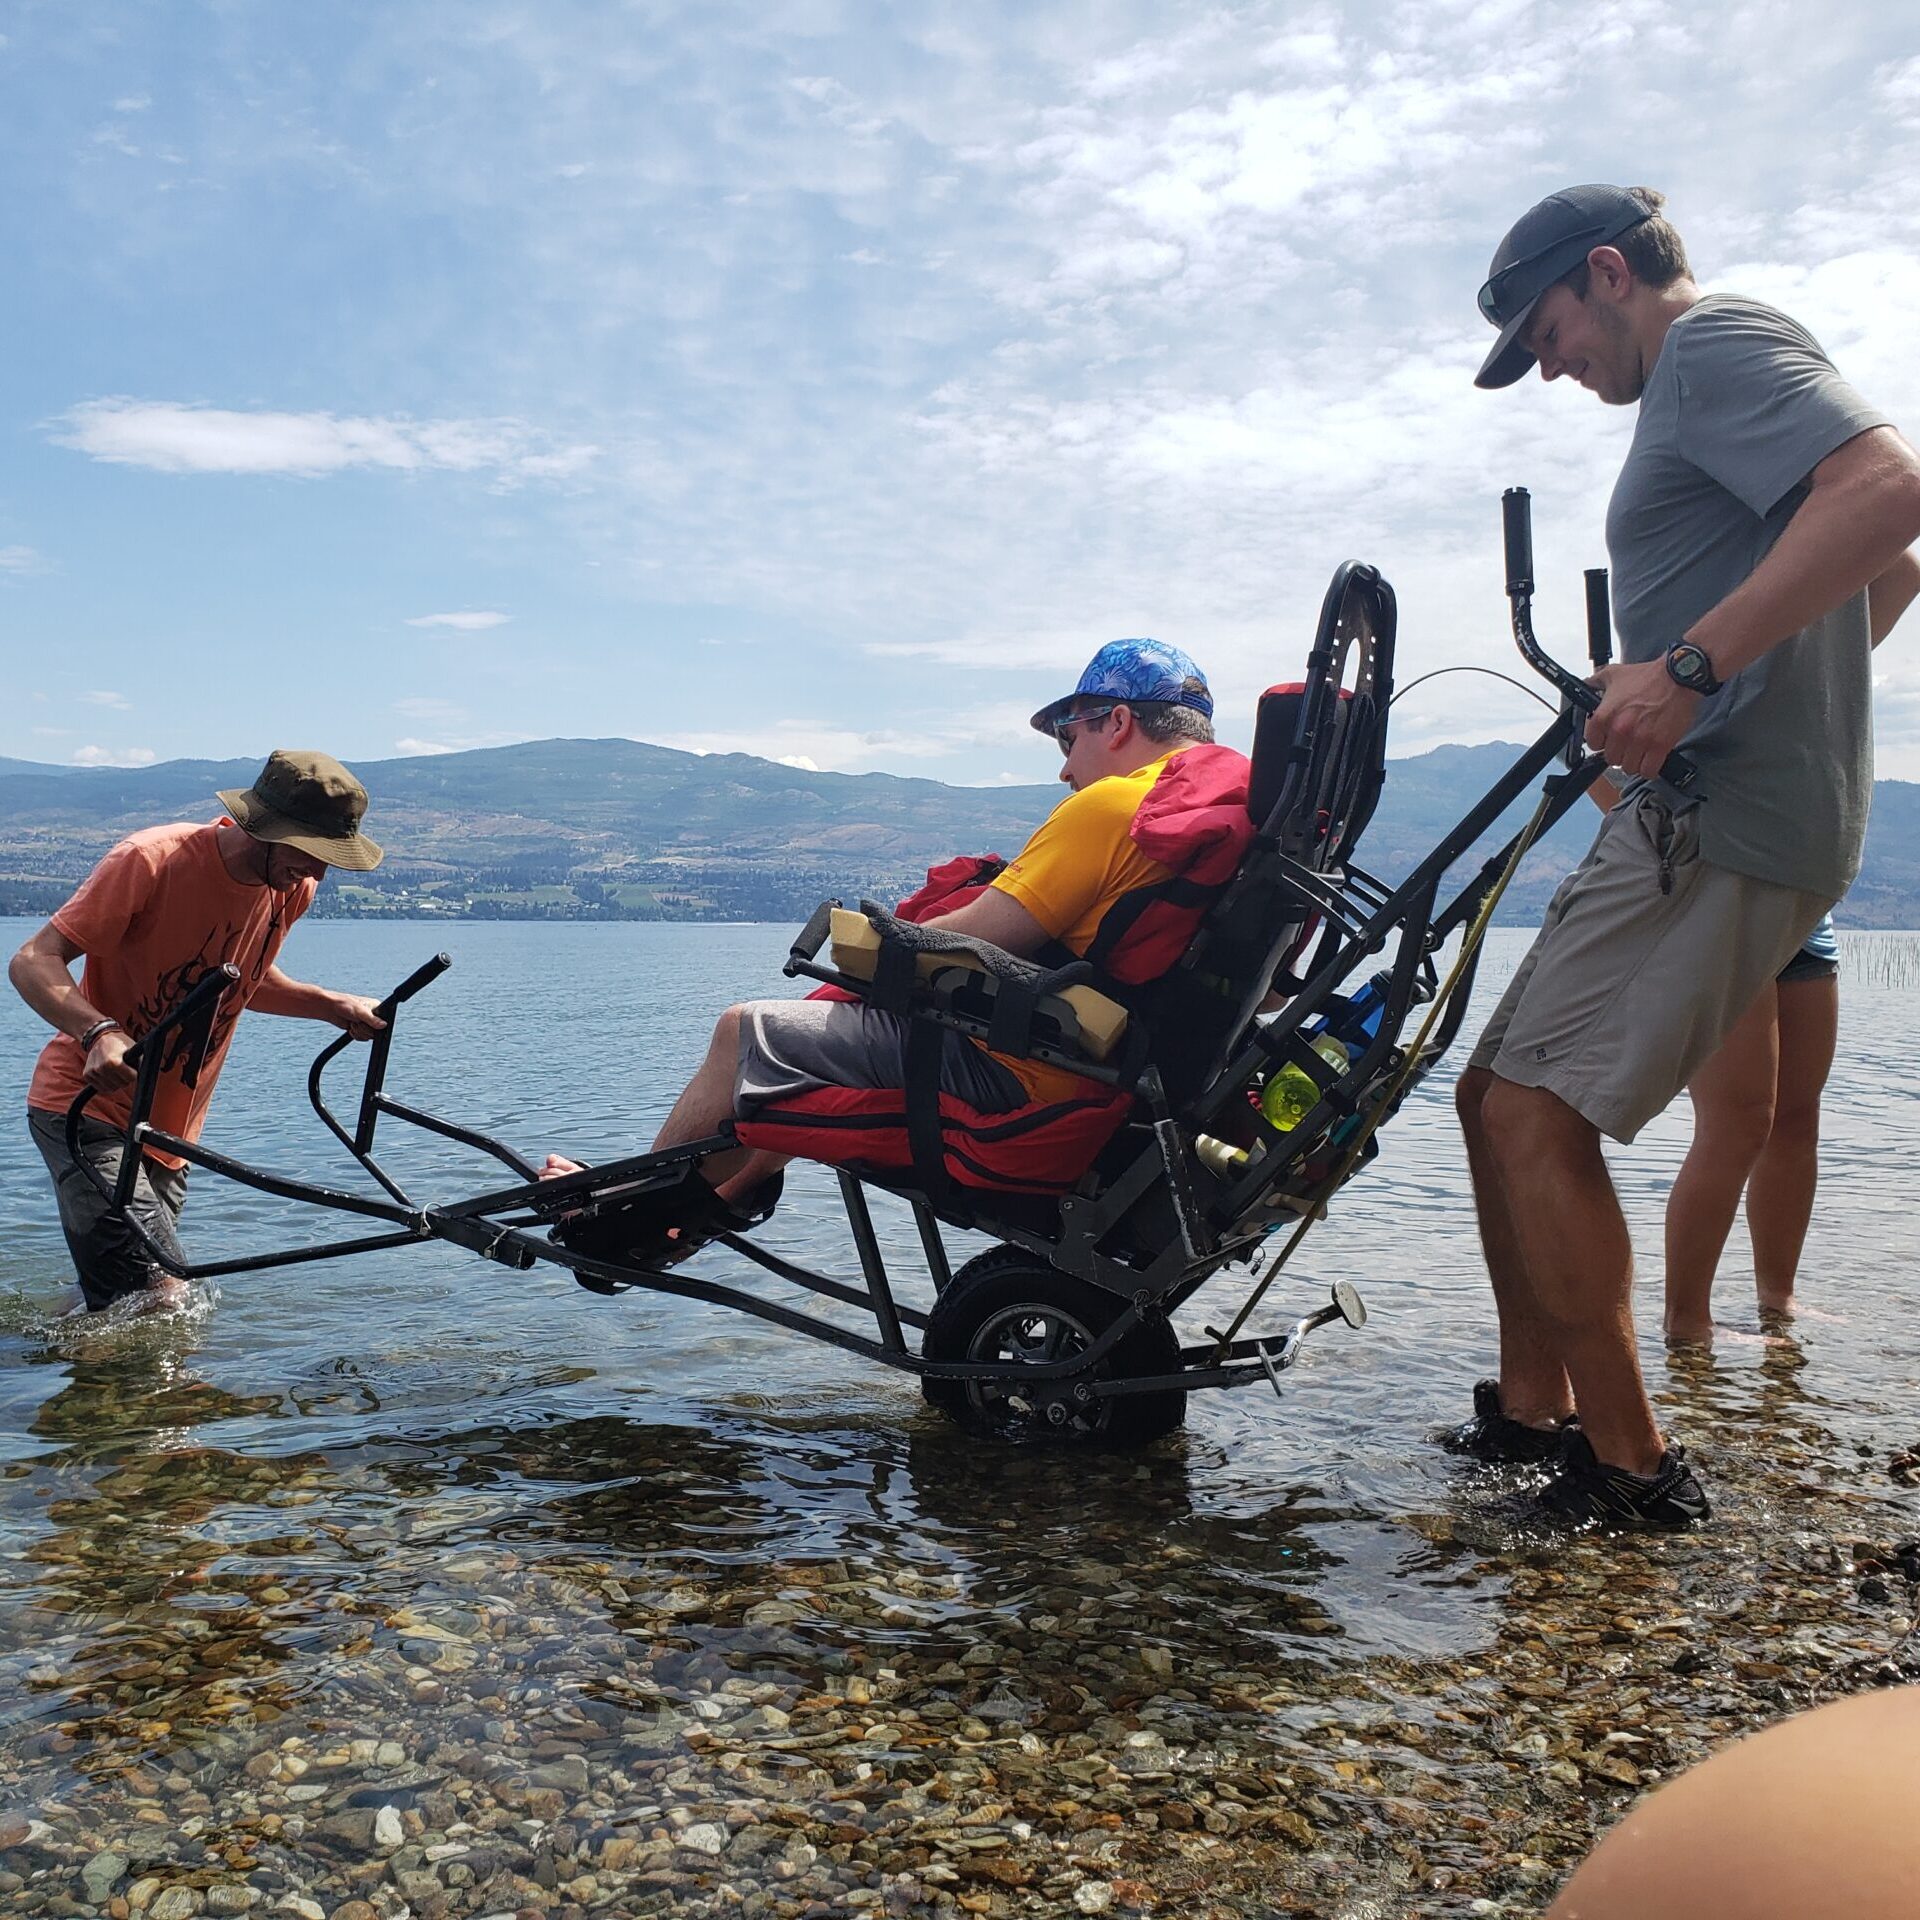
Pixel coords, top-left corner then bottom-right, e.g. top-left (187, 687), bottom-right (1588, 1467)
top-left (1, 917), bottom-right (1916, 1918)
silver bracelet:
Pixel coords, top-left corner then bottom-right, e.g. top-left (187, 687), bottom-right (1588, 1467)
top-left (77, 1017), bottom-right (123, 1050)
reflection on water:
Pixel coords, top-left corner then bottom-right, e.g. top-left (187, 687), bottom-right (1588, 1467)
top-left (1, 921), bottom-right (1916, 1915)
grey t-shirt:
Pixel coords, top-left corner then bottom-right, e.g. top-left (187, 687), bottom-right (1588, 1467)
top-left (1606, 293), bottom-right (1889, 897)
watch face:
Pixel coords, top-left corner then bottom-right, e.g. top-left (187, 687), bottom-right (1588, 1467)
top-left (1669, 644), bottom-right (1716, 692)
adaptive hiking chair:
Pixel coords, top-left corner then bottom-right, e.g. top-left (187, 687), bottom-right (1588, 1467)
top-left (64, 491), bottom-right (1694, 1446)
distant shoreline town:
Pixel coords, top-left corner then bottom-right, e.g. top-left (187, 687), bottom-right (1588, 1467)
top-left (6, 735), bottom-right (1920, 926)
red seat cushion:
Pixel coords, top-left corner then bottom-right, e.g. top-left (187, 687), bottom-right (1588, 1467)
top-left (734, 1083), bottom-right (1133, 1194)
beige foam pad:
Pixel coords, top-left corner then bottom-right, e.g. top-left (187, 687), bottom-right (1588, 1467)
top-left (828, 908), bottom-right (1128, 1062)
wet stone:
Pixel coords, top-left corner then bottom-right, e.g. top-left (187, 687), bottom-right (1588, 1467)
top-left (528, 1755), bottom-right (589, 1794)
top-left (83, 1851), bottom-right (131, 1904)
top-left (322, 1812), bottom-right (379, 1854)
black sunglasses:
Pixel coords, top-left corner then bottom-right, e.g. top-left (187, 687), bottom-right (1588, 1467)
top-left (1051, 704), bottom-right (1118, 753)
top-left (1476, 213), bottom-right (1649, 323)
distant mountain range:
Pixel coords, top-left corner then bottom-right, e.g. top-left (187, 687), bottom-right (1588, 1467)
top-left (3, 736), bottom-right (1917, 925)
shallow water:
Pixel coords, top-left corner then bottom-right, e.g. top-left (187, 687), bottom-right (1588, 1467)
top-left (0, 918), bottom-right (1915, 1918)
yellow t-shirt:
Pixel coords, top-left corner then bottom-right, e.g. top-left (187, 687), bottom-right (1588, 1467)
top-left (985, 751), bottom-right (1181, 1104)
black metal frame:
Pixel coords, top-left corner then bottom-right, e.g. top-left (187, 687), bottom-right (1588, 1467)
top-left (64, 494), bottom-right (1618, 1420)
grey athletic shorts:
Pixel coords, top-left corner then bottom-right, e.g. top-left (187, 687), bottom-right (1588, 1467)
top-left (733, 999), bottom-right (1026, 1116)
top-left (1467, 792), bottom-right (1832, 1143)
top-left (29, 1107), bottom-right (189, 1311)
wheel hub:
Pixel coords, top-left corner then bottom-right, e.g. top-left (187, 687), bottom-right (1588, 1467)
top-left (966, 1301), bottom-right (1107, 1436)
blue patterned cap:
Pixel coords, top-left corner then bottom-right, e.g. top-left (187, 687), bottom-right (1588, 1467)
top-left (1030, 638), bottom-right (1213, 734)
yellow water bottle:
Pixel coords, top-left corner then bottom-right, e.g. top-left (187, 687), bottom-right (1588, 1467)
top-left (1260, 1034), bottom-right (1349, 1132)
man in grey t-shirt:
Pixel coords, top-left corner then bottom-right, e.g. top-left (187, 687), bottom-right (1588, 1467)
top-left (1446, 184), bottom-right (1920, 1528)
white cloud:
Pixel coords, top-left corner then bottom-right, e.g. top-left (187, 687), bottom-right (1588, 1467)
top-left (657, 721), bottom-right (924, 773)
top-left (789, 74), bottom-right (892, 141)
top-left (387, 701), bottom-right (533, 754)
top-left (404, 610), bottom-right (511, 630)
top-left (18, 4), bottom-right (1920, 778)
top-left (0, 544), bottom-right (41, 573)
top-left (52, 400), bottom-right (598, 484)
top-left (81, 689), bottom-right (131, 709)
top-left (72, 744), bottom-right (156, 767)
top-left (652, 706), bottom-right (1053, 778)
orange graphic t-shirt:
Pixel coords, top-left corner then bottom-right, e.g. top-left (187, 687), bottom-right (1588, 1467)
top-left (28, 821), bottom-right (317, 1167)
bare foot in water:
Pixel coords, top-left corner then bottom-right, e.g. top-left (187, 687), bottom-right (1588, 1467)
top-left (1664, 1313), bottom-right (1715, 1348)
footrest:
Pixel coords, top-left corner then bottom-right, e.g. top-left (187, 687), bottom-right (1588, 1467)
top-left (548, 1165), bottom-right (786, 1290)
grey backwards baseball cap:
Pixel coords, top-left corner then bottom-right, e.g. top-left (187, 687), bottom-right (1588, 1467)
top-left (1474, 184), bottom-right (1659, 390)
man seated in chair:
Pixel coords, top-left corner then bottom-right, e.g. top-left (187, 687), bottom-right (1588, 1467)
top-left (542, 639), bottom-right (1253, 1263)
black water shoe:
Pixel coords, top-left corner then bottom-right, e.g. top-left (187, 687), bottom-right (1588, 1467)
top-left (1535, 1432), bottom-right (1710, 1531)
top-left (552, 1169), bottom-right (784, 1286)
top-left (1437, 1378), bottom-right (1577, 1465)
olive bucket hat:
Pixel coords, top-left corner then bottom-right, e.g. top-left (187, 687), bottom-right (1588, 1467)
top-left (217, 749), bottom-right (384, 872)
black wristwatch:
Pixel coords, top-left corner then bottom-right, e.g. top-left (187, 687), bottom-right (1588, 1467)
top-left (1665, 641), bottom-right (1722, 695)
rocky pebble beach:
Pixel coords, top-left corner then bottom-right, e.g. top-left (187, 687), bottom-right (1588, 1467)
top-left (2, 1362), bottom-right (1915, 1920)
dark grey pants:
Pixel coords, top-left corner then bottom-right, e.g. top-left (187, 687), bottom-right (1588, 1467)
top-left (28, 1108), bottom-right (189, 1311)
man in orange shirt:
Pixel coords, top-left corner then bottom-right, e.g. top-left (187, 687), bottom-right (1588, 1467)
top-left (10, 750), bottom-right (387, 1313)
top-left (542, 641), bottom-right (1224, 1258)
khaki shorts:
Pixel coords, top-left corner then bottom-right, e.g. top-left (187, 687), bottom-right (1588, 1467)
top-left (1467, 792), bottom-right (1832, 1143)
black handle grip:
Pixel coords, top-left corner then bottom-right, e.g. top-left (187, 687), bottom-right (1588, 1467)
top-left (789, 899), bottom-right (839, 965)
top-left (1584, 569), bottom-right (1612, 669)
top-left (64, 959), bottom-right (237, 1139)
top-left (122, 961), bottom-right (240, 1068)
top-left (1502, 487), bottom-right (1534, 595)
top-left (374, 952), bottom-right (451, 1020)
top-left (1565, 678), bottom-right (1698, 789)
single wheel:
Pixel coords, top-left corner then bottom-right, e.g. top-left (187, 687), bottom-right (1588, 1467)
top-left (921, 1245), bottom-right (1186, 1446)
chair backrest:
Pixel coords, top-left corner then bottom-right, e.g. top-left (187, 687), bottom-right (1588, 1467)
top-left (1246, 569), bottom-right (1392, 862)
top-left (1141, 563), bottom-right (1397, 1109)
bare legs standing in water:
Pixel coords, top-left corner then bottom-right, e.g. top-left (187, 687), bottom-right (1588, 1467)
top-left (1661, 966), bottom-right (1839, 1343)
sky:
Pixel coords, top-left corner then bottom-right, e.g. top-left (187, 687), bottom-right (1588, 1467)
top-left (3, 1), bottom-right (1919, 785)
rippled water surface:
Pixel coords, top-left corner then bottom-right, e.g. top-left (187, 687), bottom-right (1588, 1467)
top-left (1, 918), bottom-right (1915, 1918)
